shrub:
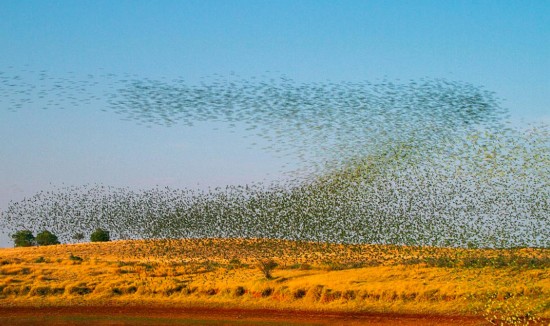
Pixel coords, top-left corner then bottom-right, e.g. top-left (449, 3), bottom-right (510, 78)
top-left (234, 286), bottom-right (246, 297)
top-left (261, 287), bottom-right (273, 297)
top-left (36, 230), bottom-right (60, 246)
top-left (293, 288), bottom-right (307, 299)
top-left (90, 228), bottom-right (110, 242)
top-left (31, 286), bottom-right (51, 296)
top-left (69, 253), bottom-right (83, 262)
top-left (11, 230), bottom-right (35, 247)
top-left (69, 285), bottom-right (92, 295)
top-left (34, 256), bottom-right (46, 263)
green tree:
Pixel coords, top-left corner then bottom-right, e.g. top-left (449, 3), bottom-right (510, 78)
top-left (35, 230), bottom-right (60, 246)
top-left (90, 228), bottom-right (110, 242)
top-left (11, 230), bottom-right (35, 247)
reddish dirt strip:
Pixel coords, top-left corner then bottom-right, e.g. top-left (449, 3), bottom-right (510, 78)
top-left (0, 306), bottom-right (491, 325)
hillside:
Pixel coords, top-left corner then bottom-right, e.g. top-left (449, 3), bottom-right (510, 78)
top-left (0, 239), bottom-right (548, 324)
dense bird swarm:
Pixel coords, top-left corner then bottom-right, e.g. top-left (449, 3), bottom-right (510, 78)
top-left (1, 68), bottom-right (548, 249)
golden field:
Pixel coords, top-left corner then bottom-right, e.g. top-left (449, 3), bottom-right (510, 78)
top-left (0, 239), bottom-right (548, 324)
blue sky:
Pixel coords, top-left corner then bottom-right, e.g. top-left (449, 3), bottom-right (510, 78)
top-left (0, 1), bottom-right (549, 245)
top-left (2, 1), bottom-right (548, 92)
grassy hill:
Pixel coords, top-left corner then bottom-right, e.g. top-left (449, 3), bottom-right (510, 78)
top-left (0, 239), bottom-right (548, 324)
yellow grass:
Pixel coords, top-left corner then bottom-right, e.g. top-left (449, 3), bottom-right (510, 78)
top-left (0, 239), bottom-right (548, 322)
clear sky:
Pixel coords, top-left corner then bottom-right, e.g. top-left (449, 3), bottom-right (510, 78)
top-left (0, 1), bottom-right (549, 246)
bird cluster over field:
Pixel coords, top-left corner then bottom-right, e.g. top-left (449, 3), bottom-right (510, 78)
top-left (1, 68), bottom-right (548, 250)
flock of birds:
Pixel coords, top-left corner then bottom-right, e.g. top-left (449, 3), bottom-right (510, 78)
top-left (1, 67), bottom-right (548, 249)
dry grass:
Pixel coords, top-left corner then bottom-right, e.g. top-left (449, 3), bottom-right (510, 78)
top-left (0, 239), bottom-right (548, 322)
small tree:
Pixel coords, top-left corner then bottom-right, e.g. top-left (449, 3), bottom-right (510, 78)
top-left (257, 259), bottom-right (278, 279)
top-left (36, 230), bottom-right (60, 246)
top-left (72, 232), bottom-right (85, 242)
top-left (11, 230), bottom-right (35, 247)
top-left (90, 228), bottom-right (110, 242)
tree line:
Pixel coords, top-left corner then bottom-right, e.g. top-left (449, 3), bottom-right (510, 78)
top-left (10, 228), bottom-right (110, 247)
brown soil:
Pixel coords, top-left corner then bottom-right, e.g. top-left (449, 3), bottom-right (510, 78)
top-left (0, 306), bottom-right (489, 325)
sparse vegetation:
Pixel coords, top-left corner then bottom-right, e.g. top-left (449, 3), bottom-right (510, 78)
top-left (0, 239), bottom-right (547, 321)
